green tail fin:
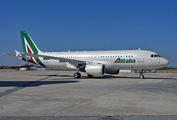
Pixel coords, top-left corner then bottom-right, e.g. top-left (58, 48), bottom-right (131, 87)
top-left (20, 31), bottom-right (45, 67)
top-left (20, 31), bottom-right (41, 54)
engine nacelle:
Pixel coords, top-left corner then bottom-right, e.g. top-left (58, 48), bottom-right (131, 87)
top-left (85, 64), bottom-right (105, 76)
top-left (105, 69), bottom-right (119, 74)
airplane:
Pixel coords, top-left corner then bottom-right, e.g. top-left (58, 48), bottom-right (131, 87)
top-left (3, 31), bottom-right (169, 79)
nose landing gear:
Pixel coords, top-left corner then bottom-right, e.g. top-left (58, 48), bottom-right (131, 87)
top-left (139, 70), bottom-right (144, 79)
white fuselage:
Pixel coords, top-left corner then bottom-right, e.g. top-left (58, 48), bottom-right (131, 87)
top-left (3, 31), bottom-right (169, 78)
top-left (38, 50), bottom-right (169, 70)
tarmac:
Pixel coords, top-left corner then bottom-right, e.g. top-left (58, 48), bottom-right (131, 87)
top-left (0, 70), bottom-right (177, 119)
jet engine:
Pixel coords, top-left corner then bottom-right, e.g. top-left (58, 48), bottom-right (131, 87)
top-left (85, 64), bottom-right (105, 76)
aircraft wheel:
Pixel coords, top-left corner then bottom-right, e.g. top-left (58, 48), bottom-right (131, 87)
top-left (78, 73), bottom-right (81, 78)
top-left (73, 73), bottom-right (81, 78)
top-left (139, 75), bottom-right (144, 79)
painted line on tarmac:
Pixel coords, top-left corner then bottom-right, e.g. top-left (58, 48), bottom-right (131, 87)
top-left (0, 73), bottom-right (59, 98)
top-left (156, 73), bottom-right (169, 82)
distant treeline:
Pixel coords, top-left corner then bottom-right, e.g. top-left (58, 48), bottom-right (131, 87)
top-left (158, 67), bottom-right (177, 70)
top-left (0, 66), bottom-right (11, 69)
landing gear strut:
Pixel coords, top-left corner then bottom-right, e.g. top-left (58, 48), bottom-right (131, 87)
top-left (73, 68), bottom-right (81, 78)
top-left (139, 70), bottom-right (144, 79)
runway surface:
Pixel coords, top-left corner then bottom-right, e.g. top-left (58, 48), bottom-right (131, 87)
top-left (0, 70), bottom-right (177, 119)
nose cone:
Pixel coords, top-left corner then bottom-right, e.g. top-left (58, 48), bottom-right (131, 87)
top-left (161, 58), bottom-right (169, 67)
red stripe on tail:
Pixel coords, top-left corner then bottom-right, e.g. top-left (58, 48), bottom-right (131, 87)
top-left (27, 45), bottom-right (37, 64)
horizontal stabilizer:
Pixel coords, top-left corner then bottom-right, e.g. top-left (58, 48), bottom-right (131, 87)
top-left (2, 52), bottom-right (29, 60)
top-left (2, 53), bottom-right (16, 57)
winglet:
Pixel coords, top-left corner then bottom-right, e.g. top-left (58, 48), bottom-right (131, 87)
top-left (15, 50), bottom-right (21, 57)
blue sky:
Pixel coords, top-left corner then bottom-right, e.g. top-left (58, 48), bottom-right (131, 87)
top-left (0, 0), bottom-right (177, 67)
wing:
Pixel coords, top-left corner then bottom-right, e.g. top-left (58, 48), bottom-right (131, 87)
top-left (22, 53), bottom-right (91, 67)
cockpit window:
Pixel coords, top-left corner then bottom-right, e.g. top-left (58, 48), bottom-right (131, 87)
top-left (151, 54), bottom-right (161, 57)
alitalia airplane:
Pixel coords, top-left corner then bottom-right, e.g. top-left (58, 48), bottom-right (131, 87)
top-left (3, 31), bottom-right (169, 79)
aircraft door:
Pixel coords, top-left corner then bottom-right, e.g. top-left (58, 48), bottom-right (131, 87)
top-left (138, 52), bottom-right (144, 62)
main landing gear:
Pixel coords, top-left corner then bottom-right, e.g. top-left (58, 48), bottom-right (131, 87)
top-left (73, 73), bottom-right (81, 78)
top-left (139, 70), bottom-right (144, 79)
top-left (73, 68), bottom-right (81, 78)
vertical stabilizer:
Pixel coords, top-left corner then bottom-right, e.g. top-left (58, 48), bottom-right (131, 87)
top-left (20, 31), bottom-right (45, 66)
top-left (20, 31), bottom-right (41, 54)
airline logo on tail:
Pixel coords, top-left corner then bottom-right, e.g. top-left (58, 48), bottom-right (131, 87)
top-left (20, 31), bottom-right (45, 66)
